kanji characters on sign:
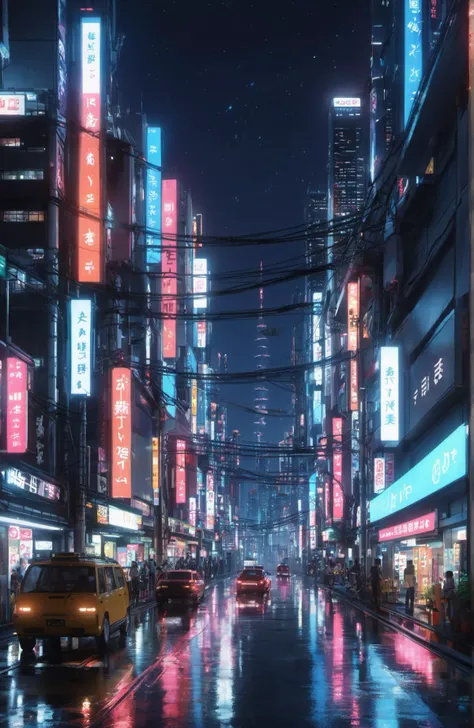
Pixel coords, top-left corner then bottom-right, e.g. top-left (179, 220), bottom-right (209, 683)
top-left (161, 179), bottom-right (178, 357)
top-left (111, 368), bottom-right (131, 498)
top-left (6, 358), bottom-right (27, 453)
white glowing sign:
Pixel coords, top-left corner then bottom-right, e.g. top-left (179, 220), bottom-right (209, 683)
top-left (380, 347), bottom-right (400, 442)
top-left (0, 94), bottom-right (26, 116)
top-left (333, 97), bottom-right (361, 108)
top-left (70, 299), bottom-right (92, 395)
top-left (193, 258), bottom-right (208, 310)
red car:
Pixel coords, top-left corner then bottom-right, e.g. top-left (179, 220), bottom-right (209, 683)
top-left (156, 570), bottom-right (205, 605)
top-left (276, 564), bottom-right (290, 579)
top-left (236, 568), bottom-right (271, 596)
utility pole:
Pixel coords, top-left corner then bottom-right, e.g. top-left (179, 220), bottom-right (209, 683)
top-left (468, 0), bottom-right (474, 613)
top-left (359, 383), bottom-right (367, 578)
top-left (75, 396), bottom-right (87, 553)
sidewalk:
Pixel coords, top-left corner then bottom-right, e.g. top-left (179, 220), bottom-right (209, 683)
top-left (321, 581), bottom-right (473, 667)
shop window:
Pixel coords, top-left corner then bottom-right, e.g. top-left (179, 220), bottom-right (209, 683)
top-left (104, 566), bottom-right (116, 592)
top-left (0, 170), bottom-right (44, 180)
top-left (114, 567), bottom-right (125, 588)
top-left (98, 568), bottom-right (106, 594)
top-left (2, 210), bottom-right (45, 222)
top-left (0, 138), bottom-right (21, 147)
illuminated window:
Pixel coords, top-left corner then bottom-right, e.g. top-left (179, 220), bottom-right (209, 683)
top-left (0, 138), bottom-right (21, 147)
top-left (425, 158), bottom-right (435, 175)
top-left (2, 211), bottom-right (45, 222)
top-left (0, 170), bottom-right (44, 180)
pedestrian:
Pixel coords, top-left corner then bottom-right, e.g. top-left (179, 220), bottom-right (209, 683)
top-left (442, 570), bottom-right (456, 624)
top-left (371, 558), bottom-right (382, 612)
top-left (149, 558), bottom-right (156, 591)
top-left (404, 560), bottom-right (416, 614)
top-left (129, 560), bottom-right (139, 606)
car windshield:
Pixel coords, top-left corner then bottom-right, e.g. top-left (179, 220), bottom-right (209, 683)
top-left (240, 570), bottom-right (263, 580)
top-left (22, 565), bottom-right (96, 594)
top-left (279, 565), bottom-right (289, 571)
top-left (165, 571), bottom-right (192, 581)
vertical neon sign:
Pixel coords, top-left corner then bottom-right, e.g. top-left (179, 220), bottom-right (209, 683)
top-left (111, 368), bottom-right (131, 498)
top-left (78, 17), bottom-right (101, 283)
top-left (161, 179), bottom-right (177, 358)
top-left (146, 127), bottom-right (162, 264)
top-left (6, 358), bottom-right (27, 453)
top-left (347, 281), bottom-right (359, 352)
top-left (176, 439), bottom-right (186, 504)
top-left (152, 436), bottom-right (160, 505)
top-left (309, 473), bottom-right (317, 550)
top-left (70, 299), bottom-right (92, 396)
top-left (404, 0), bottom-right (422, 127)
top-left (206, 471), bottom-right (215, 530)
top-left (332, 417), bottom-right (343, 521)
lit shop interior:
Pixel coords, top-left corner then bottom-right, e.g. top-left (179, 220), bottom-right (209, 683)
top-left (85, 503), bottom-right (155, 572)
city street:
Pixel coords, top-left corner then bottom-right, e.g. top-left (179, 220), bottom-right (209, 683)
top-left (0, 577), bottom-right (470, 727)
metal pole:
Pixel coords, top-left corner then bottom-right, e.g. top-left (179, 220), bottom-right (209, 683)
top-left (359, 385), bottom-right (367, 579)
top-left (75, 396), bottom-right (87, 553)
top-left (468, 0), bottom-right (474, 614)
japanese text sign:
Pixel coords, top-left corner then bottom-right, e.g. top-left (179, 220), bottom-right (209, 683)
top-left (350, 359), bottom-right (358, 411)
top-left (347, 281), bottom-right (359, 352)
top-left (380, 347), bottom-right (400, 442)
top-left (0, 94), bottom-right (25, 116)
top-left (189, 497), bottom-right (197, 527)
top-left (193, 258), bottom-right (208, 309)
top-left (161, 179), bottom-right (177, 358)
top-left (409, 314), bottom-right (454, 433)
top-left (111, 368), bottom-right (132, 498)
top-left (78, 18), bottom-right (102, 283)
top-left (206, 471), bottom-right (215, 530)
top-left (404, 0), bottom-right (422, 126)
top-left (6, 467), bottom-right (60, 501)
top-left (197, 321), bottom-right (206, 348)
top-left (309, 473), bottom-right (317, 549)
top-left (152, 436), bottom-right (160, 505)
top-left (370, 425), bottom-right (467, 523)
top-left (70, 299), bottom-right (92, 395)
top-left (332, 417), bottom-right (343, 521)
top-left (374, 457), bottom-right (385, 494)
top-left (146, 126), bottom-right (162, 265)
top-left (379, 512), bottom-right (436, 542)
top-left (6, 358), bottom-right (27, 453)
top-left (176, 439), bottom-right (186, 504)
top-left (333, 97), bottom-right (361, 108)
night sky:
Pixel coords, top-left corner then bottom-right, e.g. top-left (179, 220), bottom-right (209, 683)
top-left (118, 0), bottom-right (370, 445)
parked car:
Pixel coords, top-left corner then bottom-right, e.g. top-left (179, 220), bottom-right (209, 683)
top-left (14, 553), bottom-right (130, 653)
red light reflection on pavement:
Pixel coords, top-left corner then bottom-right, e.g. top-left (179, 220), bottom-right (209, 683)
top-left (332, 609), bottom-right (344, 702)
top-left (392, 633), bottom-right (437, 683)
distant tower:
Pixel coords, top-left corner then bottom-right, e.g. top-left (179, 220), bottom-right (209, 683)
top-left (254, 262), bottom-right (269, 446)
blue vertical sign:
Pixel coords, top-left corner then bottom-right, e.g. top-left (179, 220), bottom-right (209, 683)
top-left (146, 126), bottom-right (162, 264)
top-left (404, 0), bottom-right (423, 127)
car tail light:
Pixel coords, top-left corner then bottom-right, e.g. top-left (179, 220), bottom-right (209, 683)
top-left (78, 607), bottom-right (96, 613)
top-left (18, 606), bottom-right (31, 613)
top-left (237, 580), bottom-right (242, 584)
top-left (259, 580), bottom-right (264, 585)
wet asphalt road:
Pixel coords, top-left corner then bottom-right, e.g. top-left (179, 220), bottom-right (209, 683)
top-left (0, 576), bottom-right (471, 727)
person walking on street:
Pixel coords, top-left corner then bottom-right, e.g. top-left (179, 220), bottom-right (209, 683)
top-left (130, 560), bottom-right (140, 606)
top-left (371, 558), bottom-right (382, 612)
top-left (404, 560), bottom-right (416, 614)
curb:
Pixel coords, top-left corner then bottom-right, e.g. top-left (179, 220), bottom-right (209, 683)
top-left (319, 584), bottom-right (472, 672)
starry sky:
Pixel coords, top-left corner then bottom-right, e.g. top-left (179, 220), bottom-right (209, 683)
top-left (118, 0), bottom-right (370, 445)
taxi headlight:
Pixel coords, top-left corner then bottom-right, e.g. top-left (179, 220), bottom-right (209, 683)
top-left (18, 606), bottom-right (32, 613)
top-left (78, 607), bottom-right (96, 613)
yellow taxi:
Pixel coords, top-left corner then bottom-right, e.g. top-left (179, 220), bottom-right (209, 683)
top-left (14, 553), bottom-right (130, 653)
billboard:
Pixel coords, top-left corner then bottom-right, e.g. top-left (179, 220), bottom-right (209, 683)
top-left (6, 358), bottom-right (27, 453)
top-left (111, 368), bottom-right (132, 498)
top-left (404, 0), bottom-right (422, 127)
top-left (370, 425), bottom-right (467, 523)
top-left (333, 97), bottom-right (361, 108)
top-left (161, 179), bottom-right (178, 358)
top-left (193, 258), bottom-right (208, 309)
top-left (176, 439), bottom-right (186, 504)
top-left (379, 512), bottom-right (436, 543)
top-left (162, 372), bottom-right (176, 418)
top-left (332, 417), bottom-right (343, 521)
top-left (374, 457), bottom-right (385, 494)
top-left (152, 436), bottom-right (160, 505)
top-left (0, 94), bottom-right (25, 116)
top-left (78, 17), bottom-right (102, 283)
top-left (70, 299), bottom-right (92, 395)
top-left (309, 473), bottom-right (317, 550)
top-left (347, 281), bottom-right (359, 351)
top-left (146, 126), bottom-right (162, 265)
top-left (189, 496), bottom-right (197, 527)
top-left (380, 347), bottom-right (400, 442)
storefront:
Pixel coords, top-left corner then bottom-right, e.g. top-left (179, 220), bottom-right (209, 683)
top-left (0, 466), bottom-right (68, 624)
top-left (370, 424), bottom-right (468, 604)
top-left (86, 502), bottom-right (155, 571)
top-left (167, 517), bottom-right (198, 564)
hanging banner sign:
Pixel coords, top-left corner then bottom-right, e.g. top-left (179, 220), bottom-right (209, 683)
top-left (111, 368), bottom-right (132, 498)
top-left (6, 357), bottom-right (28, 453)
top-left (176, 439), bottom-right (186, 504)
top-left (347, 281), bottom-right (359, 352)
top-left (161, 179), bottom-right (178, 358)
top-left (374, 457), bottom-right (385, 494)
top-left (380, 347), bottom-right (400, 442)
top-left (332, 417), bottom-right (343, 521)
top-left (152, 436), bottom-right (160, 505)
top-left (70, 299), bottom-right (92, 395)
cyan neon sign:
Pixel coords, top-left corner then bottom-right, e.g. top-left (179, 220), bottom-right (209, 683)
top-left (370, 424), bottom-right (467, 523)
top-left (146, 126), bottom-right (161, 264)
top-left (404, 0), bottom-right (423, 127)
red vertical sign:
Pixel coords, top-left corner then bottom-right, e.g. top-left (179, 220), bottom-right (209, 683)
top-left (176, 439), bottom-right (186, 504)
top-left (350, 359), bottom-right (358, 411)
top-left (332, 417), bottom-right (343, 521)
top-left (111, 368), bottom-right (131, 498)
top-left (78, 18), bottom-right (102, 283)
top-left (161, 179), bottom-right (178, 358)
top-left (6, 358), bottom-right (27, 453)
